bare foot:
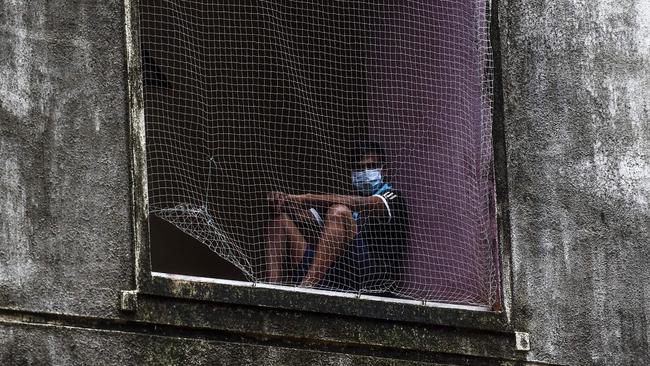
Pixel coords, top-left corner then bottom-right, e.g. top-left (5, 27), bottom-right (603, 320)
top-left (300, 276), bottom-right (319, 288)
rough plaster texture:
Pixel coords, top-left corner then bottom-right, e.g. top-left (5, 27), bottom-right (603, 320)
top-left (0, 0), bottom-right (133, 317)
top-left (500, 0), bottom-right (650, 364)
top-left (1, 0), bottom-right (650, 365)
top-left (0, 323), bottom-right (445, 366)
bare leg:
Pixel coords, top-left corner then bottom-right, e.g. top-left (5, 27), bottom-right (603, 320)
top-left (301, 204), bottom-right (356, 287)
top-left (266, 212), bottom-right (309, 283)
top-left (265, 213), bottom-right (286, 283)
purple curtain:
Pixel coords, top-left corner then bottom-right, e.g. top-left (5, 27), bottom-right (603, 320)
top-left (367, 2), bottom-right (498, 304)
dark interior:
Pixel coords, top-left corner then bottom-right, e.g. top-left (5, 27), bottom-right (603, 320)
top-left (141, 1), bottom-right (372, 278)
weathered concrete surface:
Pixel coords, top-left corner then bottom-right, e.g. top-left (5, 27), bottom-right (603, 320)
top-left (2, 0), bottom-right (650, 364)
top-left (500, 0), bottom-right (650, 365)
top-left (0, 322), bottom-right (445, 366)
top-left (0, 0), bottom-right (133, 317)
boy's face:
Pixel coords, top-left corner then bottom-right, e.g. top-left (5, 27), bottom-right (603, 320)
top-left (351, 153), bottom-right (385, 195)
top-left (353, 153), bottom-right (382, 172)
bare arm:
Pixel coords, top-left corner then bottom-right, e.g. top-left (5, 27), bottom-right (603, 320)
top-left (267, 192), bottom-right (317, 224)
top-left (286, 193), bottom-right (388, 218)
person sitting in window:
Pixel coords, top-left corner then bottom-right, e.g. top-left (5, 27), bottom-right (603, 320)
top-left (265, 142), bottom-right (409, 291)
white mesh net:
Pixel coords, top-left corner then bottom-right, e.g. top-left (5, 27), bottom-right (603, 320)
top-left (139, 0), bottom-right (499, 307)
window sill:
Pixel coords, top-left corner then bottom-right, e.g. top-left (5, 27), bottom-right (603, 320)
top-left (139, 272), bottom-right (512, 333)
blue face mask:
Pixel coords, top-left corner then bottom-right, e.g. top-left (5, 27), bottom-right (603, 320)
top-left (352, 168), bottom-right (383, 195)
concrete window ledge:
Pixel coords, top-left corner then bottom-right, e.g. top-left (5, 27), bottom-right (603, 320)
top-left (143, 272), bottom-right (509, 331)
top-left (111, 272), bottom-right (543, 365)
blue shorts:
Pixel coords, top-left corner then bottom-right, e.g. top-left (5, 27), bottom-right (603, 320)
top-left (292, 236), bottom-right (372, 291)
top-left (293, 212), bottom-right (392, 291)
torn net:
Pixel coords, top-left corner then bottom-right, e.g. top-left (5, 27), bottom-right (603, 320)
top-left (140, 0), bottom-right (499, 307)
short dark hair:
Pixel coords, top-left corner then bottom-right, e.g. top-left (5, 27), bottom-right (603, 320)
top-left (351, 141), bottom-right (386, 164)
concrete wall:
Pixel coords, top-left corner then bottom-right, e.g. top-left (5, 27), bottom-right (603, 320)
top-left (0, 0), bottom-right (649, 365)
top-left (500, 0), bottom-right (650, 364)
top-left (0, 322), bottom-right (442, 366)
top-left (0, 0), bottom-right (133, 317)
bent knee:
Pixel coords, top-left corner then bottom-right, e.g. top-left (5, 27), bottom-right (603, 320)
top-left (270, 212), bottom-right (292, 227)
top-left (326, 204), bottom-right (356, 232)
top-left (326, 204), bottom-right (353, 220)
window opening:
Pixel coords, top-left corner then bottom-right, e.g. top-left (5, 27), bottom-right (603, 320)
top-left (139, 1), bottom-right (499, 307)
